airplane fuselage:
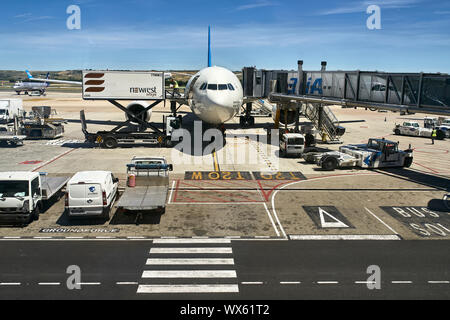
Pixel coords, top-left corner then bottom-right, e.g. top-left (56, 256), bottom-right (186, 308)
top-left (185, 66), bottom-right (243, 125)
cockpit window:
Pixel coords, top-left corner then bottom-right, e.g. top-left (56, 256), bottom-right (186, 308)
top-left (207, 84), bottom-right (217, 90)
top-left (200, 83), bottom-right (207, 90)
top-left (218, 84), bottom-right (228, 90)
top-left (227, 84), bottom-right (235, 91)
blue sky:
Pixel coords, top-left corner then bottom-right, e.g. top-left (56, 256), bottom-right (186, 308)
top-left (0, 0), bottom-right (449, 72)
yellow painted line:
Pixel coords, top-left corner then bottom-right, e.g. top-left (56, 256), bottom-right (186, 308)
top-left (212, 150), bottom-right (220, 172)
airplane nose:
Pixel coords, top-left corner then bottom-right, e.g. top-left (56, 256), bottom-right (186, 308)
top-left (202, 95), bottom-right (237, 124)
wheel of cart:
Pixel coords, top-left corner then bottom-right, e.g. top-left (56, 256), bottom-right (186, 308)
top-left (394, 129), bottom-right (401, 135)
top-left (321, 156), bottom-right (338, 171)
top-left (437, 130), bottom-right (446, 140)
top-left (403, 157), bottom-right (413, 168)
top-left (164, 137), bottom-right (173, 148)
top-left (102, 136), bottom-right (118, 149)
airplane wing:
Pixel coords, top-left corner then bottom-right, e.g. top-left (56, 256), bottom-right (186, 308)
top-left (26, 70), bottom-right (82, 86)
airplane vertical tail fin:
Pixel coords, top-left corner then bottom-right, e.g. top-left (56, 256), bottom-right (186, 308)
top-left (207, 25), bottom-right (212, 68)
top-left (26, 70), bottom-right (33, 79)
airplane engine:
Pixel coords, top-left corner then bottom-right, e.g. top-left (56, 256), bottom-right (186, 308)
top-left (272, 104), bottom-right (297, 126)
top-left (126, 101), bottom-right (152, 123)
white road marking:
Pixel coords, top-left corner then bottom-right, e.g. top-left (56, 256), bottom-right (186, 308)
top-left (270, 174), bottom-right (380, 240)
top-left (153, 239), bottom-right (231, 244)
top-left (290, 235), bottom-right (401, 240)
top-left (428, 281), bottom-right (449, 284)
top-left (150, 248), bottom-right (232, 254)
top-left (392, 281), bottom-right (413, 284)
top-left (142, 270), bottom-right (237, 278)
top-left (263, 203), bottom-right (280, 237)
top-left (116, 282), bottom-right (138, 285)
top-left (280, 281), bottom-right (301, 285)
top-left (77, 282), bottom-right (101, 286)
top-left (146, 258), bottom-right (234, 265)
top-left (241, 282), bottom-right (264, 285)
top-left (38, 282), bottom-right (61, 286)
top-left (137, 284), bottom-right (239, 294)
top-left (317, 281), bottom-right (339, 284)
top-left (0, 283), bottom-right (21, 286)
top-left (355, 281), bottom-right (377, 284)
top-left (364, 207), bottom-right (399, 235)
top-left (168, 181), bottom-right (176, 204)
top-left (170, 202), bottom-right (262, 205)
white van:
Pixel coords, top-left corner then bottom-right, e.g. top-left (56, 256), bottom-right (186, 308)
top-left (65, 171), bottom-right (119, 219)
top-left (280, 133), bottom-right (305, 158)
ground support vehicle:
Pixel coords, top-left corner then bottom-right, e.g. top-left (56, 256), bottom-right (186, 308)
top-left (116, 157), bottom-right (173, 224)
top-left (65, 171), bottom-right (119, 220)
top-left (0, 172), bottom-right (69, 226)
top-left (303, 138), bottom-right (414, 171)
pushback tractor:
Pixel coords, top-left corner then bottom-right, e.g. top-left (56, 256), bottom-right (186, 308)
top-left (303, 138), bottom-right (414, 171)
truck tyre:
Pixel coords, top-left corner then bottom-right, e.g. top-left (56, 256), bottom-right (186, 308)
top-left (394, 129), bottom-right (401, 135)
top-left (403, 157), bottom-right (413, 168)
top-left (165, 138), bottom-right (173, 148)
top-left (322, 157), bottom-right (338, 171)
top-left (103, 136), bottom-right (118, 149)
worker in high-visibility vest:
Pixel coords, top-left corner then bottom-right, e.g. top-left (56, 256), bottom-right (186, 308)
top-left (431, 128), bottom-right (437, 145)
top-left (171, 79), bottom-right (180, 97)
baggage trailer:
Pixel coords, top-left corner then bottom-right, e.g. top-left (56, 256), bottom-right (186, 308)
top-left (116, 157), bottom-right (173, 224)
top-left (303, 138), bottom-right (414, 171)
top-left (20, 106), bottom-right (65, 140)
top-left (0, 117), bottom-right (26, 147)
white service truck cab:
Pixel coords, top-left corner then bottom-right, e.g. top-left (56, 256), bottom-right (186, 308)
top-left (0, 172), bottom-right (68, 225)
top-left (65, 171), bottom-right (119, 220)
top-left (280, 133), bottom-right (305, 158)
top-left (0, 99), bottom-right (24, 124)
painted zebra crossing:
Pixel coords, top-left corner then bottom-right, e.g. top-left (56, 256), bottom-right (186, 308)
top-left (137, 239), bottom-right (239, 294)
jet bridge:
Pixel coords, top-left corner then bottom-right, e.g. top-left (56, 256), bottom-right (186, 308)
top-left (243, 62), bottom-right (450, 141)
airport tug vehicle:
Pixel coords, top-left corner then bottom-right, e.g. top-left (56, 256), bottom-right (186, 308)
top-left (116, 157), bottom-right (173, 224)
top-left (303, 138), bottom-right (414, 171)
top-left (0, 172), bottom-right (69, 226)
top-left (394, 121), bottom-right (446, 140)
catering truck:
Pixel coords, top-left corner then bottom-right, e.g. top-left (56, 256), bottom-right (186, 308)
top-left (0, 172), bottom-right (70, 226)
top-left (0, 99), bottom-right (24, 124)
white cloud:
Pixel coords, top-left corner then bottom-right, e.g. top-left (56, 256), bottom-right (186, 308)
top-left (236, 1), bottom-right (278, 11)
top-left (318, 0), bottom-right (422, 15)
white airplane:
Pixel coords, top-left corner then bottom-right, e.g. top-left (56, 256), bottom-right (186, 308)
top-left (26, 26), bottom-right (244, 126)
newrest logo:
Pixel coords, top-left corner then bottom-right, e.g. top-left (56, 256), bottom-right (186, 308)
top-left (130, 87), bottom-right (158, 96)
top-left (84, 73), bottom-right (105, 93)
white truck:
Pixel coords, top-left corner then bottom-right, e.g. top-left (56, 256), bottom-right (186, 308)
top-left (393, 121), bottom-right (446, 140)
top-left (303, 138), bottom-right (414, 171)
top-left (65, 171), bottom-right (119, 220)
top-left (0, 172), bottom-right (70, 226)
top-left (279, 133), bottom-right (305, 158)
top-left (116, 157), bottom-right (172, 224)
top-left (0, 99), bottom-right (24, 124)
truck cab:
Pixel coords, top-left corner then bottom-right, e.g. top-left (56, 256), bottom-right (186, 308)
top-left (280, 133), bottom-right (305, 158)
top-left (0, 172), bottom-right (42, 224)
top-left (66, 171), bottom-right (119, 220)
